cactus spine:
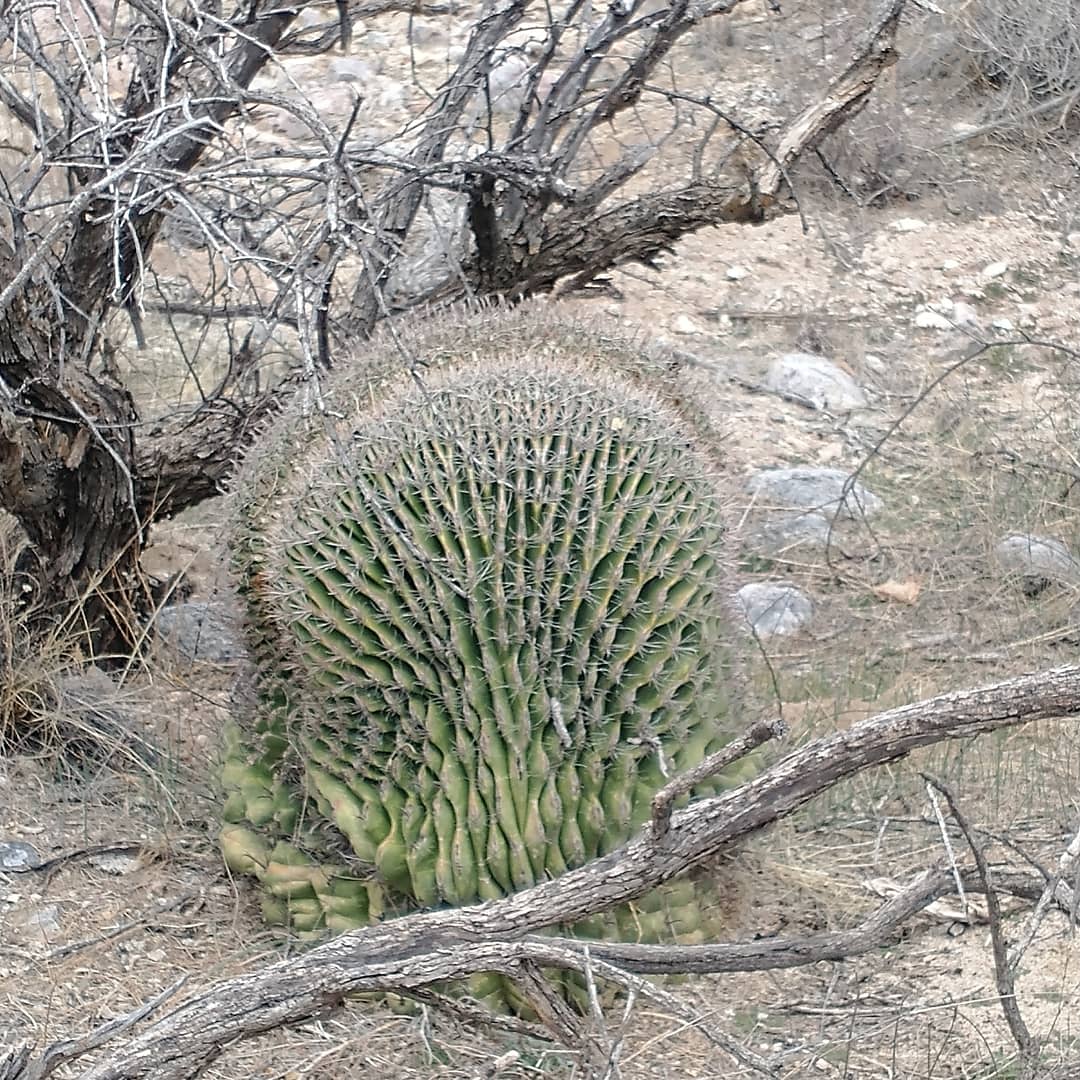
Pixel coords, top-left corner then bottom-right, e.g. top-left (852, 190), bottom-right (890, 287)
top-left (222, 305), bottom-right (747, 952)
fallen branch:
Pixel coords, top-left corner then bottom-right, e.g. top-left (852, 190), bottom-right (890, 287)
top-left (8, 664), bottom-right (1080, 1080)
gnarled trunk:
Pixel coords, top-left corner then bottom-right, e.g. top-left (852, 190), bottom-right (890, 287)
top-left (0, 274), bottom-right (144, 655)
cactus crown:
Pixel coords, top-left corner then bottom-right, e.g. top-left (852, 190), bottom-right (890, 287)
top-left (223, 303), bottom-right (742, 934)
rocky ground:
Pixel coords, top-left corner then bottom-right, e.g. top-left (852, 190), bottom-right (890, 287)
top-left (5, 1), bottom-right (1080, 1077)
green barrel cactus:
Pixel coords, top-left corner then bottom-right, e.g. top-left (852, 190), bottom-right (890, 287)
top-left (222, 304), bottom-right (749, 962)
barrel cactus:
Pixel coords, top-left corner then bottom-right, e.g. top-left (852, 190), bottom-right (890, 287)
top-left (221, 304), bottom-right (749, 966)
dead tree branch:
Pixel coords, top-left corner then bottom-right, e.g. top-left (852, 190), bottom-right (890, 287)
top-left (2, 663), bottom-right (1071, 1080)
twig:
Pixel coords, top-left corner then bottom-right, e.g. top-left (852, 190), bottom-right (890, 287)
top-left (1009, 822), bottom-right (1080, 970)
top-left (45, 667), bottom-right (1080, 1080)
top-left (925, 780), bottom-right (967, 915)
top-left (45, 892), bottom-right (201, 963)
top-left (650, 717), bottom-right (784, 842)
top-left (924, 777), bottom-right (1037, 1071)
top-left (1, 978), bottom-right (186, 1080)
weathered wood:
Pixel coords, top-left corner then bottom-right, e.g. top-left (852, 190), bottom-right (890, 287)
top-left (30, 663), bottom-right (1076, 1080)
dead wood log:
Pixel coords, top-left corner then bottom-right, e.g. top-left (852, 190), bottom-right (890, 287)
top-left (0, 663), bottom-right (1063, 1080)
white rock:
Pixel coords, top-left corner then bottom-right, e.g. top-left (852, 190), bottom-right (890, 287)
top-left (981, 261), bottom-right (1009, 279)
top-left (995, 535), bottom-right (1080, 588)
top-left (726, 265), bottom-right (750, 280)
top-left (737, 582), bottom-right (813, 638)
top-left (951, 301), bottom-right (979, 326)
top-left (763, 353), bottom-right (867, 411)
top-left (991, 317), bottom-right (1015, 332)
top-left (941, 259), bottom-right (961, 271)
top-left (890, 218), bottom-right (927, 232)
top-left (672, 313), bottom-right (702, 335)
top-left (915, 309), bottom-right (954, 330)
top-left (746, 467), bottom-right (884, 519)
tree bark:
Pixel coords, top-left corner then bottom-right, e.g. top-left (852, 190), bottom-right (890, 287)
top-left (0, 273), bottom-right (143, 652)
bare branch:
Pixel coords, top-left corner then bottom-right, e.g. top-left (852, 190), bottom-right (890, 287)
top-left (11, 664), bottom-right (1077, 1080)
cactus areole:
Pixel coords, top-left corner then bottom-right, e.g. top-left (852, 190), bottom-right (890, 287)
top-left (223, 308), bottom-right (743, 939)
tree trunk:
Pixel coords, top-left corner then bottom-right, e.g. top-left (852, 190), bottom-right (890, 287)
top-left (0, 272), bottom-right (145, 655)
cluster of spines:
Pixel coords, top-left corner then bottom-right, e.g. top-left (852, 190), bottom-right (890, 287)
top-left (222, 309), bottom-right (744, 954)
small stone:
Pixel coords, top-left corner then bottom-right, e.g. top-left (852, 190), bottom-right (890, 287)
top-left (329, 58), bottom-right (374, 83)
top-left (737, 582), bottom-right (813, 638)
top-left (951, 301), bottom-right (979, 326)
top-left (0, 841), bottom-right (41, 871)
top-left (726, 265), bottom-right (750, 280)
top-left (941, 259), bottom-right (961, 271)
top-left (991, 317), bottom-right (1016, 332)
top-left (154, 600), bottom-right (243, 663)
top-left (981, 261), bottom-right (1009, 279)
top-left (672, 313), bottom-right (702, 335)
top-left (88, 851), bottom-right (142, 875)
top-left (890, 218), bottom-right (926, 232)
top-left (994, 534), bottom-right (1080, 592)
top-left (763, 353), bottom-right (867, 412)
top-left (746, 467), bottom-right (884, 520)
top-left (915, 308), bottom-right (954, 330)
top-left (22, 904), bottom-right (60, 933)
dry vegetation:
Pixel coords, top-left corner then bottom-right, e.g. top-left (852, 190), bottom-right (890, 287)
top-left (6, 1), bottom-right (1080, 1078)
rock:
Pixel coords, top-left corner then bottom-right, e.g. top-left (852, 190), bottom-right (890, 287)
top-left (329, 58), bottom-right (375, 83)
top-left (991, 317), bottom-right (1016, 332)
top-left (54, 667), bottom-right (151, 761)
top-left (890, 218), bottom-right (926, 232)
top-left (763, 353), bottom-right (867, 411)
top-left (88, 851), bottom-right (141, 875)
top-left (744, 512), bottom-right (832, 557)
top-left (737, 582), bottom-right (813, 638)
top-left (951, 301), bottom-right (979, 326)
top-left (747, 467), bottom-right (883, 519)
top-left (726, 265), bottom-right (750, 280)
top-left (20, 904), bottom-right (60, 933)
top-left (672, 313), bottom-right (702, 335)
top-left (153, 600), bottom-right (244, 663)
top-left (0, 841), bottom-right (41, 871)
top-left (915, 308), bottom-right (954, 330)
top-left (981, 261), bottom-right (1009, 279)
top-left (994, 535), bottom-right (1080, 593)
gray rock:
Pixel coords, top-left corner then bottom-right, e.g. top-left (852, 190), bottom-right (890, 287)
top-left (994, 534), bottom-right (1080, 592)
top-left (744, 511), bottom-right (833, 557)
top-left (746, 467), bottom-right (883, 520)
top-left (154, 600), bottom-right (244, 663)
top-left (737, 582), bottom-right (813, 638)
top-left (24, 904), bottom-right (60, 932)
top-left (0, 840), bottom-right (40, 871)
top-left (329, 57), bottom-right (375, 83)
top-left (763, 353), bottom-right (867, 411)
top-left (55, 667), bottom-right (141, 753)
